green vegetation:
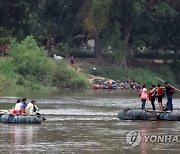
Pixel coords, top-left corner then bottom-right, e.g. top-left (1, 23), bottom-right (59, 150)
top-left (52, 61), bottom-right (89, 89)
top-left (83, 63), bottom-right (176, 88)
top-left (0, 36), bottom-right (89, 90)
top-left (0, 0), bottom-right (179, 89)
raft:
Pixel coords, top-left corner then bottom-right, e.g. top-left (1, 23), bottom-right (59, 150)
top-left (118, 109), bottom-right (157, 120)
top-left (0, 114), bottom-right (44, 123)
top-left (118, 109), bottom-right (180, 121)
top-left (158, 112), bottom-right (180, 121)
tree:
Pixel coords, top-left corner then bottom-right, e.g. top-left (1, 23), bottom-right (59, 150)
top-left (109, 0), bottom-right (163, 67)
top-left (29, 0), bottom-right (83, 50)
top-left (0, 0), bottom-right (36, 40)
top-left (83, 0), bottom-right (111, 62)
top-left (130, 1), bottom-right (180, 61)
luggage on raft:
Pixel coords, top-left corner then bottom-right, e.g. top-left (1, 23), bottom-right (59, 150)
top-left (0, 114), bottom-right (44, 123)
top-left (118, 109), bottom-right (180, 121)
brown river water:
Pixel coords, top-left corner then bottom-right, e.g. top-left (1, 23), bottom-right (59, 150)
top-left (0, 89), bottom-right (180, 154)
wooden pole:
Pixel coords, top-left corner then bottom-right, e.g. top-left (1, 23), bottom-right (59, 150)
top-left (156, 77), bottom-right (180, 93)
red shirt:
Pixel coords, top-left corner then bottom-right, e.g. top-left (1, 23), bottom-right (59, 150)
top-left (157, 87), bottom-right (163, 95)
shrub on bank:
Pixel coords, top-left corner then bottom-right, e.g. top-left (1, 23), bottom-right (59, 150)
top-left (0, 36), bottom-right (90, 90)
top-left (0, 57), bottom-right (16, 88)
top-left (10, 36), bottom-right (54, 83)
top-left (52, 61), bottom-right (89, 89)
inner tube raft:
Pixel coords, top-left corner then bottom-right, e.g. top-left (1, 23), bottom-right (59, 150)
top-left (158, 112), bottom-right (180, 121)
top-left (118, 109), bottom-right (157, 120)
top-left (118, 109), bottom-right (180, 121)
top-left (0, 114), bottom-right (44, 123)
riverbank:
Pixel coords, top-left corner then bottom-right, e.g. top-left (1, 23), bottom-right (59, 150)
top-left (0, 36), bottom-right (179, 91)
top-left (73, 57), bottom-right (179, 89)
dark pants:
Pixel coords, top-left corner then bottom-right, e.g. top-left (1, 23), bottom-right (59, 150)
top-left (141, 99), bottom-right (146, 110)
top-left (167, 95), bottom-right (173, 111)
top-left (151, 96), bottom-right (156, 110)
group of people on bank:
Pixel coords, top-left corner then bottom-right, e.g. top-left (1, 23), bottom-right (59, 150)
top-left (92, 78), bottom-right (141, 90)
top-left (11, 98), bottom-right (40, 116)
top-left (140, 82), bottom-right (175, 112)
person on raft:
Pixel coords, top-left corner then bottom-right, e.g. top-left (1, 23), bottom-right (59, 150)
top-left (164, 82), bottom-right (175, 112)
top-left (25, 100), bottom-right (40, 116)
top-left (21, 98), bottom-right (28, 113)
top-left (140, 85), bottom-right (148, 110)
top-left (11, 99), bottom-right (24, 114)
top-left (156, 84), bottom-right (165, 111)
top-left (148, 85), bottom-right (156, 111)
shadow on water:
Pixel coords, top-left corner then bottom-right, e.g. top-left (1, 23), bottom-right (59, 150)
top-left (0, 89), bottom-right (180, 153)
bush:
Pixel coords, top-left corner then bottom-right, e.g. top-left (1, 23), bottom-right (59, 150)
top-left (0, 57), bottom-right (14, 77)
top-left (52, 61), bottom-right (89, 89)
top-left (10, 36), bottom-right (55, 84)
top-left (0, 36), bottom-right (91, 90)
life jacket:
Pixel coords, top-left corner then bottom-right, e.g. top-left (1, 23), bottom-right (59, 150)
top-left (148, 93), bottom-right (152, 101)
top-left (157, 87), bottom-right (163, 95)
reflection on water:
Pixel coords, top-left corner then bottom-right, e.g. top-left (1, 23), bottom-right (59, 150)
top-left (0, 124), bottom-right (40, 154)
top-left (0, 89), bottom-right (180, 153)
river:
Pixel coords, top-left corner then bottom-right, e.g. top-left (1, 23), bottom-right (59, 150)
top-left (0, 89), bottom-right (180, 154)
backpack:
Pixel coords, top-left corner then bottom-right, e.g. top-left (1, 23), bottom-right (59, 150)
top-left (141, 91), bottom-right (148, 99)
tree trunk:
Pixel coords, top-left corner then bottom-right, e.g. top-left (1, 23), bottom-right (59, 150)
top-left (120, 22), bottom-right (132, 68)
top-left (94, 31), bottom-right (104, 63)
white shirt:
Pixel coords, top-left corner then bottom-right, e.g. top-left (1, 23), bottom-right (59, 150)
top-left (142, 88), bottom-right (147, 92)
top-left (26, 102), bottom-right (39, 115)
top-left (14, 103), bottom-right (22, 110)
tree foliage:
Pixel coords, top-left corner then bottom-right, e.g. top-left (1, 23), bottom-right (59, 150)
top-left (0, 0), bottom-right (179, 87)
top-left (10, 36), bottom-right (54, 82)
top-left (83, 0), bottom-right (111, 62)
top-left (131, 2), bottom-right (179, 52)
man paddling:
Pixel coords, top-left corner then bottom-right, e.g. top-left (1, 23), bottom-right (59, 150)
top-left (165, 82), bottom-right (175, 112)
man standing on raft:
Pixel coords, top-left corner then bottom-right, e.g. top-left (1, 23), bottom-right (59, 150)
top-left (165, 82), bottom-right (175, 112)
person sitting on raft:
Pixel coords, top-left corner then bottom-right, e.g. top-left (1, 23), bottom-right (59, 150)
top-left (26, 100), bottom-right (40, 116)
top-left (21, 98), bottom-right (28, 113)
top-left (11, 99), bottom-right (24, 115)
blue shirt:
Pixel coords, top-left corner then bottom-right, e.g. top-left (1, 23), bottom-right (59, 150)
top-left (21, 101), bottom-right (27, 108)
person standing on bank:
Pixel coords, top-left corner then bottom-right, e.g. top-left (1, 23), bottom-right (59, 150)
top-left (26, 100), bottom-right (39, 115)
top-left (70, 54), bottom-right (74, 66)
top-left (140, 85), bottom-right (148, 110)
top-left (165, 82), bottom-right (175, 112)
